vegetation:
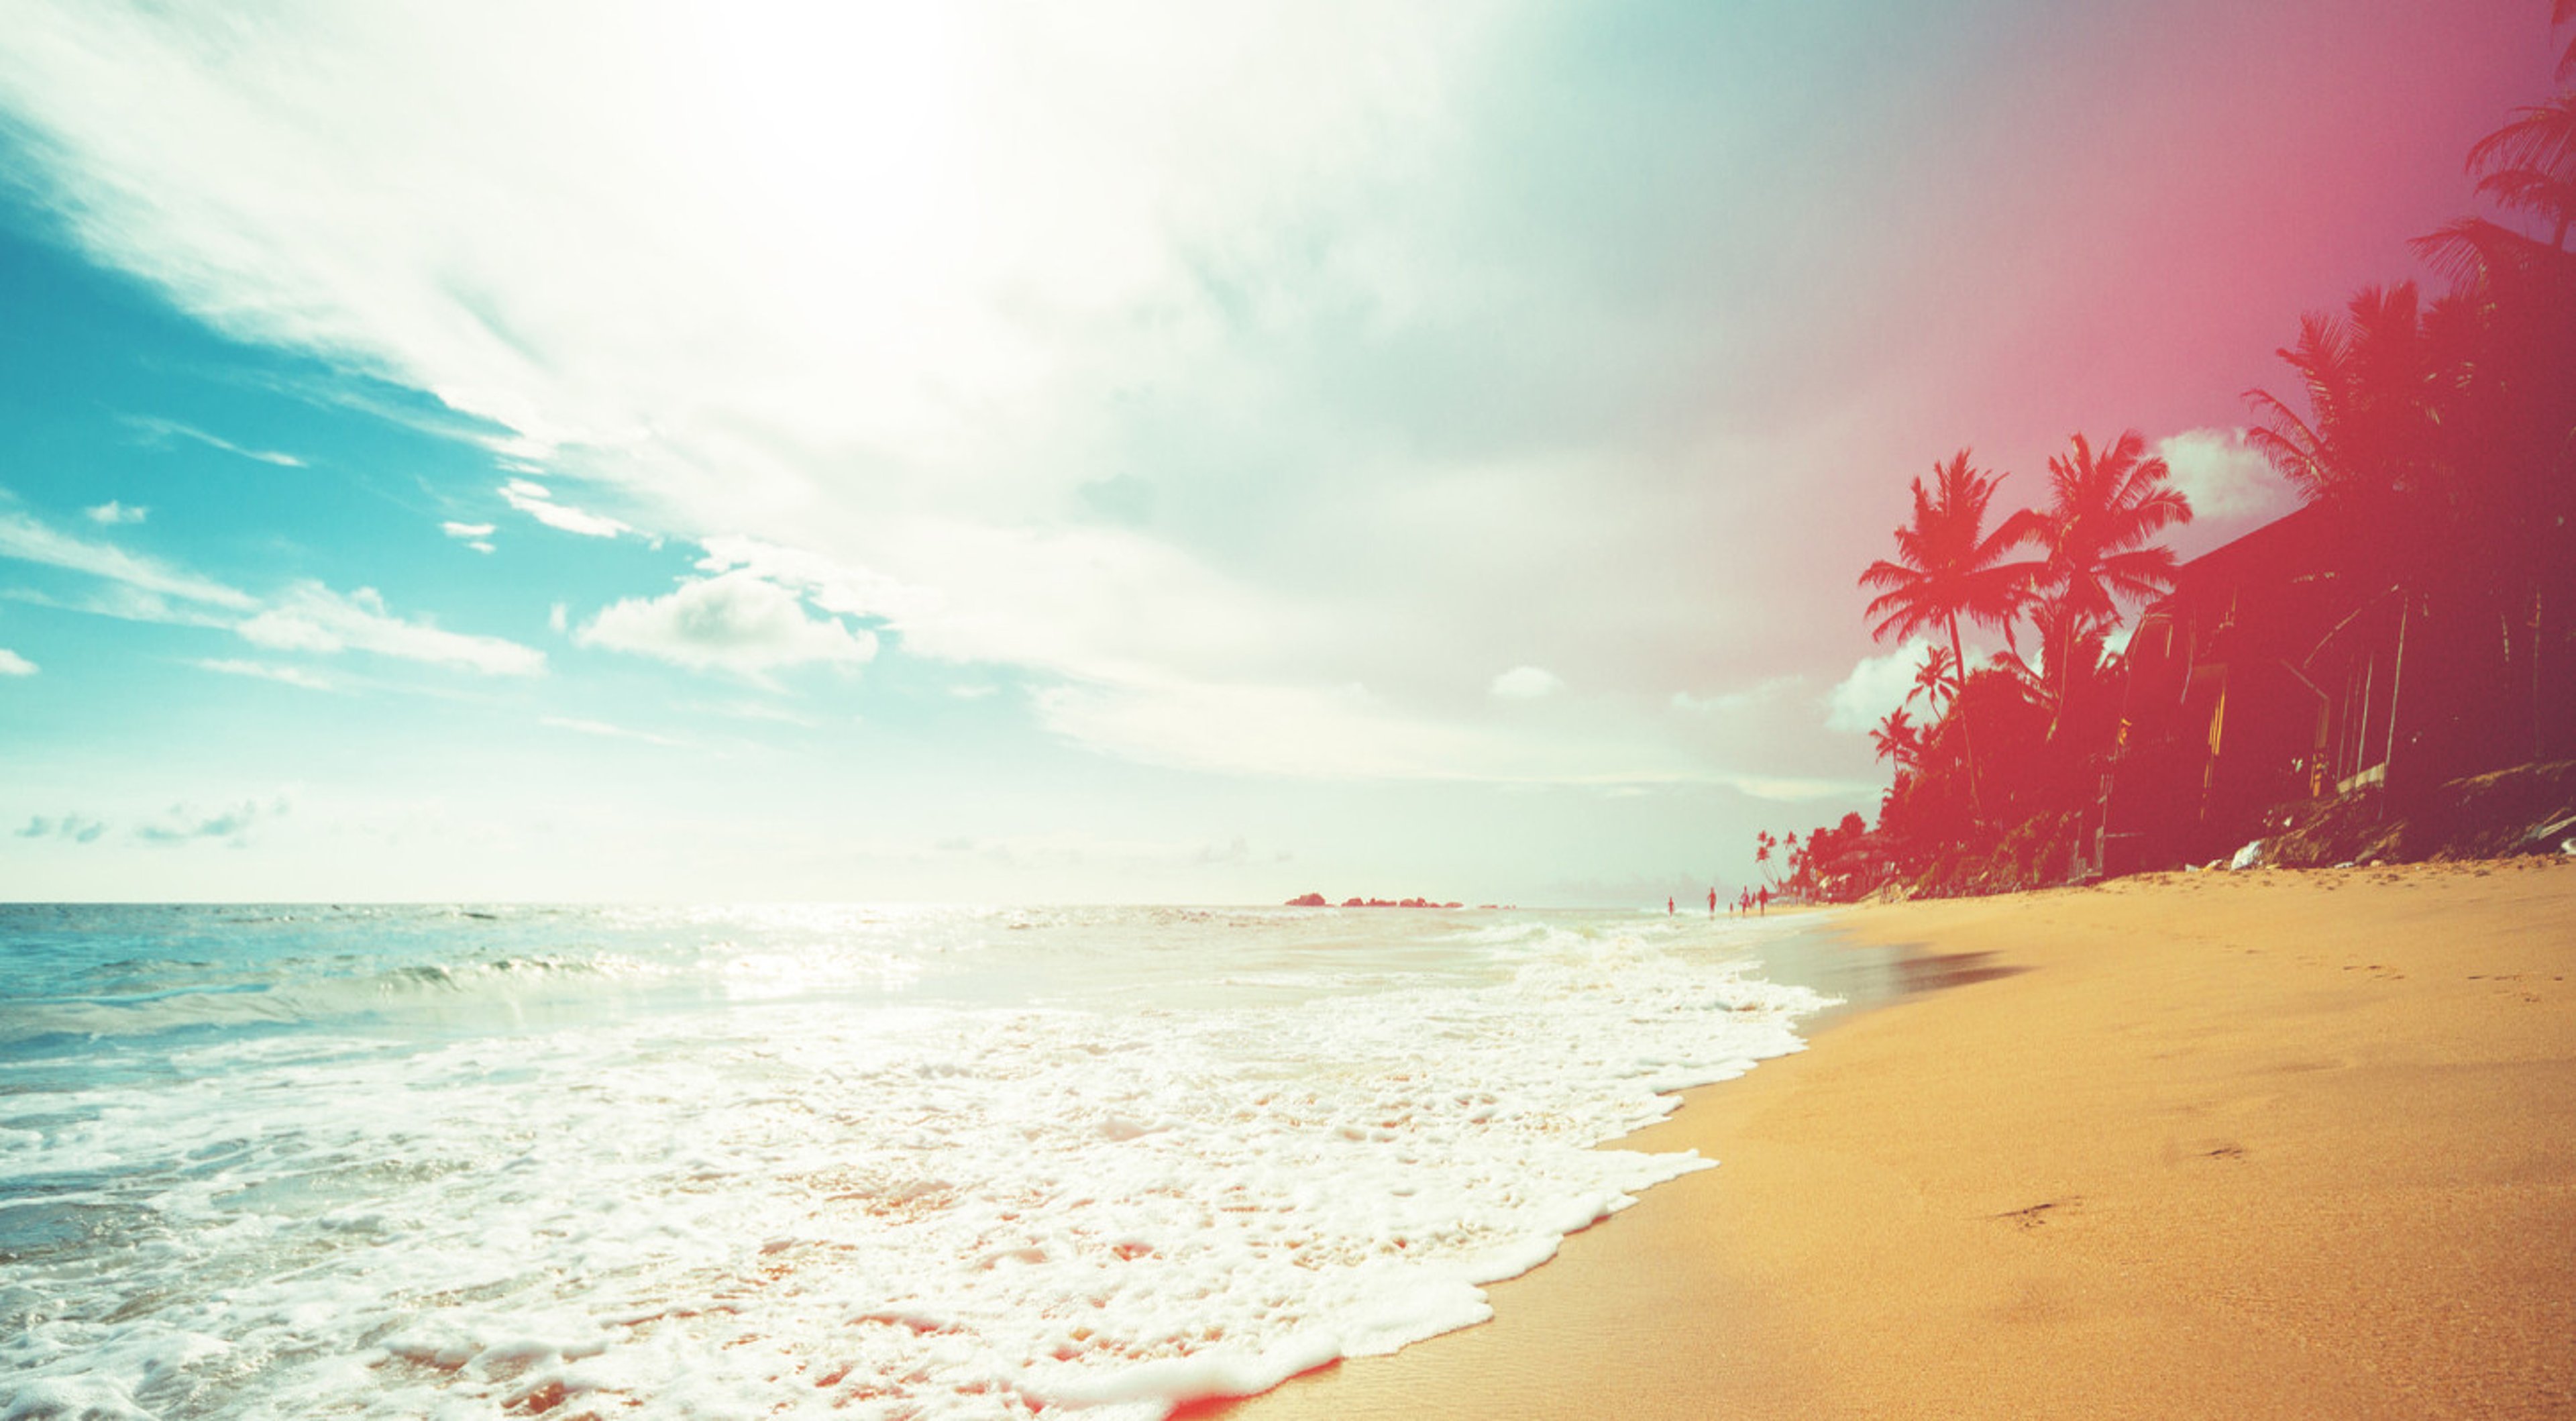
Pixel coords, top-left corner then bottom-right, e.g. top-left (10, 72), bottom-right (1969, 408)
top-left (1773, 10), bottom-right (2576, 900)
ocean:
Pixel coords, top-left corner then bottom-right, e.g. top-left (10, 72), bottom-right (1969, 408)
top-left (0, 903), bottom-right (1843, 1420)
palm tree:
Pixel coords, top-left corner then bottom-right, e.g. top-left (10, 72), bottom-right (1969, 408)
top-left (1906, 645), bottom-right (1959, 714)
top-left (2460, 92), bottom-right (2576, 249)
top-left (2245, 283), bottom-right (2456, 505)
top-left (2026, 431), bottom-right (2192, 730)
top-left (1860, 450), bottom-right (2043, 818)
top-left (1871, 706), bottom-right (1921, 770)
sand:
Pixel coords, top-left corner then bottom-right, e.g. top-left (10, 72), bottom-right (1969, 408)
top-left (1216, 859), bottom-right (2576, 1420)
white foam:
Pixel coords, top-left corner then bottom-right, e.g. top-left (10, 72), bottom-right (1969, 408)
top-left (0, 908), bottom-right (1829, 1420)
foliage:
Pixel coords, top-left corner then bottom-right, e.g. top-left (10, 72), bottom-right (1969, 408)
top-left (1787, 11), bottom-right (2576, 900)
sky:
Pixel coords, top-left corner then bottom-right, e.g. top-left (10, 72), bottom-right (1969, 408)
top-left (0, 0), bottom-right (2559, 904)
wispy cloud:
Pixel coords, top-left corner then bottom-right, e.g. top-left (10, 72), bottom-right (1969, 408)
top-left (125, 414), bottom-right (305, 467)
top-left (193, 657), bottom-right (337, 691)
top-left (0, 505), bottom-right (542, 676)
top-left (441, 519), bottom-right (497, 553)
top-left (17, 813), bottom-right (106, 843)
top-left (0, 647), bottom-right (34, 676)
top-left (85, 500), bottom-right (148, 524)
top-left (136, 798), bottom-right (282, 846)
top-left (0, 509), bottom-right (258, 610)
top-left (238, 583), bottom-right (544, 676)
top-left (500, 479), bottom-right (627, 539)
top-left (539, 715), bottom-right (688, 748)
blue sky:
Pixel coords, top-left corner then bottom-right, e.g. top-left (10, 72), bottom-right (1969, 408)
top-left (0, 1), bottom-right (2555, 902)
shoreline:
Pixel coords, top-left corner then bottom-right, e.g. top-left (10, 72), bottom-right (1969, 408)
top-left (1218, 858), bottom-right (2576, 1418)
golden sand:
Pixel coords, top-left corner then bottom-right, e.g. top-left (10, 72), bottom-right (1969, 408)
top-left (1219, 859), bottom-right (2576, 1420)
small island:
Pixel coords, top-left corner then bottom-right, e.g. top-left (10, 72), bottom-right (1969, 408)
top-left (1284, 893), bottom-right (1466, 908)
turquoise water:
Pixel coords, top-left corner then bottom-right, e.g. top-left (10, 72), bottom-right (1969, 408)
top-left (1, 903), bottom-right (1837, 1420)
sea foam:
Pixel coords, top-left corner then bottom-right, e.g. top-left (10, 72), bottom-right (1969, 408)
top-left (0, 905), bottom-right (1831, 1420)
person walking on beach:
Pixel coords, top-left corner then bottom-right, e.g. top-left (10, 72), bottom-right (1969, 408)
top-left (1757, 886), bottom-right (1770, 916)
top-left (1667, 896), bottom-right (1674, 915)
top-left (1708, 888), bottom-right (1717, 917)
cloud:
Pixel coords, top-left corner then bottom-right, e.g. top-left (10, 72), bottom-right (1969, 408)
top-left (1824, 637), bottom-right (1936, 734)
top-left (539, 715), bottom-right (688, 747)
top-left (85, 500), bottom-right (148, 524)
top-left (1489, 665), bottom-right (1563, 700)
top-left (17, 813), bottom-right (106, 843)
top-left (2155, 427), bottom-right (2294, 523)
top-left (694, 536), bottom-right (932, 623)
top-left (136, 798), bottom-right (284, 845)
top-left (193, 657), bottom-right (336, 691)
top-left (124, 415), bottom-right (306, 467)
top-left (575, 568), bottom-right (876, 676)
top-left (441, 520), bottom-right (498, 554)
top-left (500, 479), bottom-right (629, 539)
top-left (0, 509), bottom-right (258, 610)
top-left (1671, 677), bottom-right (1798, 716)
top-left (0, 648), bottom-right (34, 676)
top-left (237, 582), bottom-right (545, 676)
top-left (0, 507), bottom-right (538, 676)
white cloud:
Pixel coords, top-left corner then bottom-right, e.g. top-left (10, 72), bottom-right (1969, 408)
top-left (0, 510), bottom-right (257, 609)
top-left (2156, 427), bottom-right (2294, 523)
top-left (0, 647), bottom-right (35, 676)
top-left (1824, 637), bottom-right (1936, 733)
top-left (1489, 665), bottom-right (1563, 700)
top-left (136, 798), bottom-right (283, 845)
top-left (17, 812), bottom-right (107, 843)
top-left (237, 583), bottom-right (545, 676)
top-left (441, 521), bottom-right (495, 538)
top-left (576, 569), bottom-right (876, 676)
top-left (540, 715), bottom-right (688, 748)
top-left (193, 657), bottom-right (336, 691)
top-left (1671, 676), bottom-right (1797, 716)
top-left (125, 415), bottom-right (305, 467)
top-left (0, 3), bottom-right (1907, 803)
top-left (1, 507), bottom-right (535, 676)
top-left (499, 479), bottom-right (629, 539)
top-left (695, 535), bottom-right (933, 623)
top-left (85, 500), bottom-right (148, 524)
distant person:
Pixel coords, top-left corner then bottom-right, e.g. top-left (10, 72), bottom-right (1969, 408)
top-left (1738, 888), bottom-right (1752, 916)
top-left (1758, 886), bottom-right (1770, 916)
top-left (1708, 888), bottom-right (1717, 917)
top-left (1667, 896), bottom-right (1674, 914)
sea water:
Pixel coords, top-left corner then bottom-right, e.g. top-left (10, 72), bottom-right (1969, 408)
top-left (0, 904), bottom-right (1835, 1420)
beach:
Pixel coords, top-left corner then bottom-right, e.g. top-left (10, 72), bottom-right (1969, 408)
top-left (1224, 859), bottom-right (2576, 1419)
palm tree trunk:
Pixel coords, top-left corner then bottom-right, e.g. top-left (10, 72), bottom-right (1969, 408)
top-left (1947, 616), bottom-right (1985, 825)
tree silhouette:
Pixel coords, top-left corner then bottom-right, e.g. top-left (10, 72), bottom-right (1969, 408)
top-left (2461, 93), bottom-right (2576, 247)
top-left (1907, 644), bottom-right (1959, 714)
top-left (2244, 282), bottom-right (2461, 507)
top-left (2025, 431), bottom-right (2192, 731)
top-left (1859, 451), bottom-right (2043, 818)
top-left (1871, 706), bottom-right (1921, 770)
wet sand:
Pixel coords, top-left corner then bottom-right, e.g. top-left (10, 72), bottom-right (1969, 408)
top-left (1219, 859), bottom-right (2576, 1419)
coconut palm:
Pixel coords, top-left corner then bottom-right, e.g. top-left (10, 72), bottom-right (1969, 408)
top-left (1860, 450), bottom-right (2043, 817)
top-left (2245, 283), bottom-right (2456, 505)
top-left (1871, 706), bottom-right (1921, 770)
top-left (2461, 92), bottom-right (2576, 248)
top-left (2025, 431), bottom-right (2192, 730)
top-left (1906, 645), bottom-right (1959, 714)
